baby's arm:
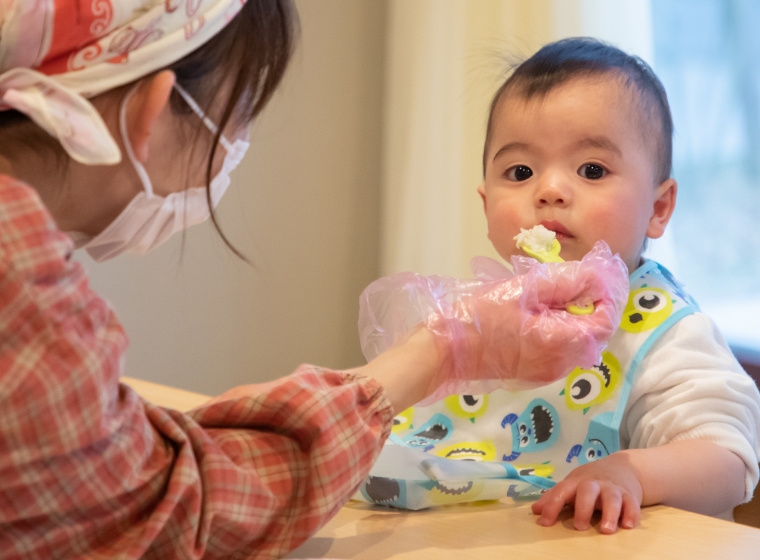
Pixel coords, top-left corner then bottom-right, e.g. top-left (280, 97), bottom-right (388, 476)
top-left (532, 439), bottom-right (745, 533)
top-left (533, 312), bottom-right (760, 533)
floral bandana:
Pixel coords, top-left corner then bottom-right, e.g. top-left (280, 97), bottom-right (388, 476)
top-left (0, 0), bottom-right (247, 165)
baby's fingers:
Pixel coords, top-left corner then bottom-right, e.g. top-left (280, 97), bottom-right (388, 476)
top-left (532, 484), bottom-right (576, 527)
top-left (572, 481), bottom-right (602, 531)
top-left (598, 486), bottom-right (624, 534)
top-left (620, 492), bottom-right (641, 530)
top-left (596, 487), bottom-right (641, 534)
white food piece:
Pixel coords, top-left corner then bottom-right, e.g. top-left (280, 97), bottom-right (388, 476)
top-left (513, 224), bottom-right (556, 254)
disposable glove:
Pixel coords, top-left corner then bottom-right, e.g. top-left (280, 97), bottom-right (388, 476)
top-left (359, 241), bottom-right (628, 404)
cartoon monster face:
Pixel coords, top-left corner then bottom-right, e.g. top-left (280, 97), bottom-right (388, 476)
top-left (579, 438), bottom-right (609, 464)
top-left (620, 286), bottom-right (673, 333)
top-left (513, 463), bottom-right (555, 478)
top-left (501, 399), bottom-right (560, 461)
top-left (563, 351), bottom-right (622, 413)
top-left (403, 413), bottom-right (453, 449)
top-left (360, 476), bottom-right (407, 507)
top-left (507, 485), bottom-right (551, 501)
top-left (392, 407), bottom-right (414, 433)
top-left (435, 440), bottom-right (496, 462)
top-left (566, 411), bottom-right (620, 466)
top-left (428, 479), bottom-right (485, 504)
top-left (444, 394), bottom-right (488, 423)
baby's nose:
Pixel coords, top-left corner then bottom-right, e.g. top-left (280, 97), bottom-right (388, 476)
top-left (539, 192), bottom-right (565, 205)
top-left (535, 185), bottom-right (569, 206)
top-left (534, 172), bottom-right (571, 206)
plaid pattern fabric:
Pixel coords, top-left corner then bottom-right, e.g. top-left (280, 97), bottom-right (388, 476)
top-left (0, 175), bottom-right (393, 559)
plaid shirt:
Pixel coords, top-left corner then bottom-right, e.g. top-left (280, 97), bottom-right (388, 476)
top-left (0, 175), bottom-right (393, 559)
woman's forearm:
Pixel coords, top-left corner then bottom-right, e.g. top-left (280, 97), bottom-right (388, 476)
top-left (623, 439), bottom-right (746, 515)
top-left (354, 327), bottom-right (443, 414)
top-left (207, 327), bottom-right (443, 415)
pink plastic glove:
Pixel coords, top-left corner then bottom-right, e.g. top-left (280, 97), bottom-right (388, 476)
top-left (358, 241), bottom-right (629, 404)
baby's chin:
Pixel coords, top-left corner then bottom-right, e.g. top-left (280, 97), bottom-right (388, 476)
top-left (558, 247), bottom-right (588, 262)
top-left (494, 248), bottom-right (521, 264)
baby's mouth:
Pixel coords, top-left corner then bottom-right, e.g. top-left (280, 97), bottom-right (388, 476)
top-left (539, 220), bottom-right (573, 240)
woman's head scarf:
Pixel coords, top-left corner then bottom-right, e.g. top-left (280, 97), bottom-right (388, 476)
top-left (0, 0), bottom-right (247, 165)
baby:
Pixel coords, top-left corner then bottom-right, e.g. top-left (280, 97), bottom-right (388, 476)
top-left (363, 37), bottom-right (760, 532)
top-left (476, 38), bottom-right (760, 532)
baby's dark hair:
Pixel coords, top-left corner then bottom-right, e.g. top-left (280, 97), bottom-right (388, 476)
top-left (483, 37), bottom-right (674, 185)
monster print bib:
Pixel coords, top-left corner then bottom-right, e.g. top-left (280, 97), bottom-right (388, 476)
top-left (355, 260), bottom-right (699, 510)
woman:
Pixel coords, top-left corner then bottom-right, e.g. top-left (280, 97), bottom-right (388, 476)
top-left (0, 1), bottom-right (623, 558)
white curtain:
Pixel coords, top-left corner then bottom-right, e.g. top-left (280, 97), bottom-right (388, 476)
top-left (380, 0), bottom-right (655, 277)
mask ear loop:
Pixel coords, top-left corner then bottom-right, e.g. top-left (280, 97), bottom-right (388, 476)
top-left (173, 83), bottom-right (234, 152)
top-left (172, 82), bottom-right (240, 235)
top-left (119, 85), bottom-right (155, 197)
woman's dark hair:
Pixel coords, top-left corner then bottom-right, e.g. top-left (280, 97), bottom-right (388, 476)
top-left (483, 37), bottom-right (674, 184)
top-left (168, 0), bottom-right (298, 260)
top-left (0, 0), bottom-right (298, 261)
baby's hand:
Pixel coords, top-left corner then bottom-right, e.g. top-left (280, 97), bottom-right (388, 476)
top-left (531, 452), bottom-right (643, 534)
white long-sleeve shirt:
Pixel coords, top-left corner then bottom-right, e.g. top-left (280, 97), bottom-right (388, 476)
top-left (621, 311), bottom-right (760, 502)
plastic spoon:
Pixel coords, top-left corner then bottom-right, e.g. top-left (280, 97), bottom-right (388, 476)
top-left (515, 227), bottom-right (595, 316)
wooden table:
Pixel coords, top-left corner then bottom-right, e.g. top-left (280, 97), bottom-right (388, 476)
top-left (122, 376), bottom-right (760, 559)
top-left (122, 376), bottom-right (210, 411)
top-left (287, 500), bottom-right (760, 559)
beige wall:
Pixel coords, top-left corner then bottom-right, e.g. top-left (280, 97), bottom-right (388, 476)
top-left (77, 0), bottom-right (387, 396)
top-left (79, 1), bottom-right (653, 397)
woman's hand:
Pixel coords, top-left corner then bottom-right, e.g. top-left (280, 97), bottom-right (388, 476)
top-left (457, 247), bottom-right (626, 374)
top-left (359, 242), bottom-right (628, 405)
top-left (416, 242), bottom-right (629, 403)
top-left (531, 452), bottom-right (643, 534)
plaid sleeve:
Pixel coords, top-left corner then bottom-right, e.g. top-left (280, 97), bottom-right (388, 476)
top-left (0, 175), bottom-right (393, 559)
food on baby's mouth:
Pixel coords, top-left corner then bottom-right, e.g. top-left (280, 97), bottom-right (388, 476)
top-left (514, 225), bottom-right (594, 316)
top-left (514, 224), bottom-right (555, 254)
top-left (514, 225), bottom-right (563, 263)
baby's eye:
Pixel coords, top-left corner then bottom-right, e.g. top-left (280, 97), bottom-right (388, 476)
top-left (506, 165), bottom-right (533, 181)
top-left (578, 163), bottom-right (606, 180)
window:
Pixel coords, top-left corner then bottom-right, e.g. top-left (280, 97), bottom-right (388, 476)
top-left (649, 0), bottom-right (760, 360)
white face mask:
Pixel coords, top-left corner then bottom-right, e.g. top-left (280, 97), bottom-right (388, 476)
top-left (72, 83), bottom-right (250, 262)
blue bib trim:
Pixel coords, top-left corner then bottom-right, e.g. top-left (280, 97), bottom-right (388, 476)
top-left (611, 261), bottom-right (698, 430)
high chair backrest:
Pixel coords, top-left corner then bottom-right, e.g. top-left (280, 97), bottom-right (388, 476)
top-left (734, 358), bottom-right (760, 528)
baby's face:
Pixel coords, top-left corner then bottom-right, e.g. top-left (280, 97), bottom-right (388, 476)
top-left (480, 77), bottom-right (674, 272)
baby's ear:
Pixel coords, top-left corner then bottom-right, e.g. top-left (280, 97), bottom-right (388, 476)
top-left (646, 178), bottom-right (677, 239)
top-left (477, 183), bottom-right (487, 213)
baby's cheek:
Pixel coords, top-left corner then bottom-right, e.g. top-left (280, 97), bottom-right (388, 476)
top-left (488, 228), bottom-right (522, 261)
top-left (486, 216), bottom-right (518, 258)
top-left (589, 233), bottom-right (641, 264)
top-left (585, 218), bottom-right (641, 266)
